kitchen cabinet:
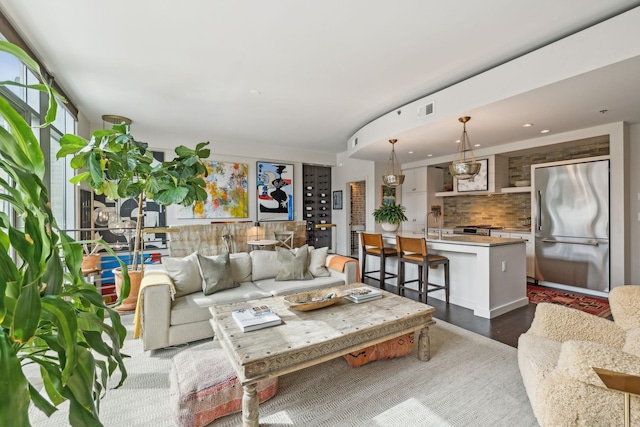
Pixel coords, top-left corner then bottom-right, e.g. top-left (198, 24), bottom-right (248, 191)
top-left (401, 191), bottom-right (427, 233)
top-left (402, 167), bottom-right (427, 193)
top-left (492, 231), bottom-right (534, 278)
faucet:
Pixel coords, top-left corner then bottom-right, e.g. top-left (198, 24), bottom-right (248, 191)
top-left (425, 211), bottom-right (442, 240)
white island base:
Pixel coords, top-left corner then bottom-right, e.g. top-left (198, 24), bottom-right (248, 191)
top-left (359, 232), bottom-right (528, 319)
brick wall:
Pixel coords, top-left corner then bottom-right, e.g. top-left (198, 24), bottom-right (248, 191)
top-left (442, 139), bottom-right (609, 227)
top-left (350, 181), bottom-right (366, 226)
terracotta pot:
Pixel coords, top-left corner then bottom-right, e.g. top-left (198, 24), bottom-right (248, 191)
top-left (380, 222), bottom-right (399, 232)
top-left (113, 267), bottom-right (143, 311)
top-left (81, 254), bottom-right (101, 273)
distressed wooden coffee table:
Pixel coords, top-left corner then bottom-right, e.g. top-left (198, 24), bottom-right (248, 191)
top-left (209, 283), bottom-right (436, 427)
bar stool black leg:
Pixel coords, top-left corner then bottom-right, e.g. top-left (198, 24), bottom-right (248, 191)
top-left (445, 260), bottom-right (450, 303)
top-left (379, 253), bottom-right (386, 291)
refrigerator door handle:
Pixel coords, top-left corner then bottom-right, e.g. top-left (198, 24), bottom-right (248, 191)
top-left (536, 190), bottom-right (542, 231)
top-left (541, 238), bottom-right (599, 246)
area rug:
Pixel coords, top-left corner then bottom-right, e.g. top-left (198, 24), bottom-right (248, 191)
top-left (29, 314), bottom-right (537, 427)
top-left (527, 284), bottom-right (611, 318)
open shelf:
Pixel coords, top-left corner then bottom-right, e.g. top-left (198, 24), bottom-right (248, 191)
top-left (500, 186), bottom-right (532, 193)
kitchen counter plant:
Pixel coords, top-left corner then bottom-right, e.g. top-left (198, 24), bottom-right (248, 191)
top-left (57, 109), bottom-right (210, 310)
top-left (0, 41), bottom-right (128, 426)
top-left (373, 203), bottom-right (407, 232)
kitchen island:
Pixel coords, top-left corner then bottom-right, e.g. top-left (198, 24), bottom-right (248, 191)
top-left (358, 231), bottom-right (527, 319)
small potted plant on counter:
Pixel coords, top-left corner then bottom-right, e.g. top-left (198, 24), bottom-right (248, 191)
top-left (373, 203), bottom-right (408, 232)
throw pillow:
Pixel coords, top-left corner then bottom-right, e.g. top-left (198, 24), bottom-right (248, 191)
top-left (308, 246), bottom-right (330, 277)
top-left (250, 250), bottom-right (281, 281)
top-left (161, 252), bottom-right (202, 297)
top-left (198, 253), bottom-right (239, 295)
top-left (275, 246), bottom-right (313, 281)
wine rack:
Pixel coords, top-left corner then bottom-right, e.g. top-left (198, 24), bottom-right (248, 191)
top-left (303, 164), bottom-right (332, 248)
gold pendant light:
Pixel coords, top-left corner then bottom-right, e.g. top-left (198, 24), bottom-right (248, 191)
top-left (382, 139), bottom-right (405, 187)
top-left (449, 116), bottom-right (481, 179)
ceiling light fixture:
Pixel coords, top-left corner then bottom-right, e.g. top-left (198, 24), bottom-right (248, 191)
top-left (102, 114), bottom-right (132, 126)
top-left (449, 116), bottom-right (481, 180)
top-left (540, 129), bottom-right (550, 134)
top-left (523, 123), bottom-right (533, 127)
top-left (382, 139), bottom-right (405, 187)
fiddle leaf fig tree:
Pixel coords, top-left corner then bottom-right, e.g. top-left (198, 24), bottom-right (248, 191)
top-left (0, 40), bottom-right (129, 426)
top-left (57, 126), bottom-right (210, 272)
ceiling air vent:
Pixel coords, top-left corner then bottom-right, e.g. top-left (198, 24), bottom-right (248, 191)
top-left (417, 101), bottom-right (435, 119)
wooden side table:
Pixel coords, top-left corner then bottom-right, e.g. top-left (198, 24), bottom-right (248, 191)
top-left (594, 367), bottom-right (640, 427)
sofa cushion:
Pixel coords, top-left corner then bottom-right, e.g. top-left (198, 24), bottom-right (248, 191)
top-left (275, 246), bottom-right (312, 281)
top-left (308, 246), bottom-right (330, 277)
top-left (254, 275), bottom-right (344, 296)
top-left (229, 252), bottom-right (252, 283)
top-left (171, 282), bottom-right (271, 326)
top-left (198, 253), bottom-right (238, 296)
top-left (162, 252), bottom-right (202, 298)
top-left (250, 250), bottom-right (281, 281)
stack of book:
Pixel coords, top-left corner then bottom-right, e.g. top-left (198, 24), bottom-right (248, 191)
top-left (231, 305), bottom-right (282, 332)
top-left (345, 287), bottom-right (382, 303)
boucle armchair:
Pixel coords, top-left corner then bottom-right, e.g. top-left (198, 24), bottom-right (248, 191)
top-left (518, 285), bottom-right (640, 426)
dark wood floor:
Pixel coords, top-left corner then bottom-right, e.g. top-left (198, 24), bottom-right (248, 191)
top-left (363, 278), bottom-right (537, 348)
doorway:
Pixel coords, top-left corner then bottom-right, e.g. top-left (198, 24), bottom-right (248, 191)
top-left (349, 181), bottom-right (366, 257)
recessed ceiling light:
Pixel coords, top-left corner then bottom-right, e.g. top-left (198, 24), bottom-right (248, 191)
top-left (474, 144), bottom-right (481, 147)
top-left (540, 129), bottom-right (550, 134)
top-left (427, 154), bottom-right (433, 157)
top-left (249, 89), bottom-right (261, 95)
top-left (523, 123), bottom-right (533, 127)
top-left (455, 139), bottom-right (461, 143)
top-left (408, 151), bottom-right (414, 154)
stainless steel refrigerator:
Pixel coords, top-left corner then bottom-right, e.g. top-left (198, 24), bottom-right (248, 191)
top-left (533, 159), bottom-right (610, 292)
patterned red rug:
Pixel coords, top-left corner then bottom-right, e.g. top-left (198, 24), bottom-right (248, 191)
top-left (527, 284), bottom-right (611, 318)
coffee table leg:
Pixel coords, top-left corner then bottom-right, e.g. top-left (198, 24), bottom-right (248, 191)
top-left (242, 383), bottom-right (259, 427)
top-left (418, 326), bottom-right (431, 361)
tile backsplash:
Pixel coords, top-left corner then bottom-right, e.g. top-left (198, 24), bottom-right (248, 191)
top-left (443, 193), bottom-right (531, 229)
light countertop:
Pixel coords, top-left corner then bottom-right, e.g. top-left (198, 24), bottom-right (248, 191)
top-left (361, 230), bottom-right (526, 247)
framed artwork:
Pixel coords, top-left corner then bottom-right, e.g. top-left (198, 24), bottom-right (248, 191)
top-left (178, 161), bottom-right (249, 218)
top-left (332, 190), bottom-right (343, 210)
top-left (381, 185), bottom-right (396, 205)
top-left (257, 161), bottom-right (294, 221)
top-left (456, 158), bottom-right (489, 192)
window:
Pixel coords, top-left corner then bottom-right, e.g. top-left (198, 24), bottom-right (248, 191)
top-left (0, 47), bottom-right (78, 231)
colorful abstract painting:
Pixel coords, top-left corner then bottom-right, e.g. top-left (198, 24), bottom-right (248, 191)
top-left (257, 161), bottom-right (294, 221)
top-left (178, 161), bottom-right (248, 218)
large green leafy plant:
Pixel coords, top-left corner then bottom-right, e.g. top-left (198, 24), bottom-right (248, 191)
top-left (0, 42), bottom-right (129, 425)
top-left (58, 124), bottom-right (210, 273)
top-left (372, 203), bottom-right (408, 225)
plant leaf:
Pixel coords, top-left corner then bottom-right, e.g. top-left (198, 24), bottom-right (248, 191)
top-left (0, 332), bottom-right (30, 426)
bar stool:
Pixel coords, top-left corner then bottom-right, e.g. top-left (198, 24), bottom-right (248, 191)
top-left (360, 232), bottom-right (398, 290)
top-left (396, 235), bottom-right (450, 304)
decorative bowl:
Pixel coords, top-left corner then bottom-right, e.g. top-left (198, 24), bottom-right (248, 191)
top-left (514, 180), bottom-right (531, 187)
top-left (284, 288), bottom-right (347, 311)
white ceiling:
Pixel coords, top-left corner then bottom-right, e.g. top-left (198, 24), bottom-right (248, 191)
top-left (1, 1), bottom-right (640, 163)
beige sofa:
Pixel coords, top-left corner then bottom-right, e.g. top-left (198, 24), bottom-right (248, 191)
top-left (138, 249), bottom-right (358, 351)
top-left (518, 285), bottom-right (640, 426)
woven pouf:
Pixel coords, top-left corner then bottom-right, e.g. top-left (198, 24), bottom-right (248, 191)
top-left (343, 333), bottom-right (415, 367)
top-left (169, 340), bottom-right (278, 427)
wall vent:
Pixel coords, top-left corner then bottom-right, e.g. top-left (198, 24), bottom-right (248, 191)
top-left (351, 137), bottom-right (359, 149)
top-left (417, 101), bottom-right (435, 119)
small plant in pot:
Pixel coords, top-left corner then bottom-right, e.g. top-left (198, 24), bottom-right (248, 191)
top-left (373, 203), bottom-right (408, 232)
top-left (57, 118), bottom-right (210, 311)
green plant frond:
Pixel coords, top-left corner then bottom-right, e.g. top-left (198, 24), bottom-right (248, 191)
top-left (40, 297), bottom-right (78, 384)
top-left (0, 106), bottom-right (44, 177)
top-left (0, 331), bottom-right (31, 426)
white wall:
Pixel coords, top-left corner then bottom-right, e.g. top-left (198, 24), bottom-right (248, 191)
top-left (331, 152), bottom-right (377, 255)
top-left (628, 123), bottom-right (640, 285)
